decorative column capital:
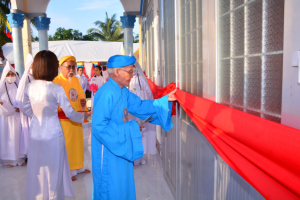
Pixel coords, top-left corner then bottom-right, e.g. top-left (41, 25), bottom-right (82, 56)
top-left (120, 15), bottom-right (136, 28)
top-left (6, 13), bottom-right (25, 28)
top-left (34, 16), bottom-right (51, 31)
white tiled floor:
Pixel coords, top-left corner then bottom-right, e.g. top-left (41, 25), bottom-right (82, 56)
top-left (0, 145), bottom-right (174, 200)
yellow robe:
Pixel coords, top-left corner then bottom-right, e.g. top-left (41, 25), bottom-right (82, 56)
top-left (53, 73), bottom-right (86, 170)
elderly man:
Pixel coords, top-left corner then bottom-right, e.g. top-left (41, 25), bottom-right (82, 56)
top-left (92, 55), bottom-right (177, 200)
top-left (53, 56), bottom-right (90, 181)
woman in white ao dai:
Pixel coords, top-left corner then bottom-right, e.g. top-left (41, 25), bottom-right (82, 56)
top-left (22, 51), bottom-right (89, 200)
top-left (90, 65), bottom-right (105, 112)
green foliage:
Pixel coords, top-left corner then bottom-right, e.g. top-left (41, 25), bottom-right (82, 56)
top-left (87, 12), bottom-right (124, 41)
top-left (52, 27), bottom-right (97, 41)
top-left (48, 35), bottom-right (54, 41)
top-left (134, 33), bottom-right (139, 43)
top-left (82, 33), bottom-right (97, 41)
top-left (0, 0), bottom-right (11, 46)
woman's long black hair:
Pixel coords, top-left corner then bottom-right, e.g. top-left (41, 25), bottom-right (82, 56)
top-left (94, 65), bottom-right (102, 77)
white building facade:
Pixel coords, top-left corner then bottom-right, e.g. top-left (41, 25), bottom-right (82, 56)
top-left (139, 0), bottom-right (300, 199)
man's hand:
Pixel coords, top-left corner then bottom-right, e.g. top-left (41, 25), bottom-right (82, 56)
top-left (14, 107), bottom-right (19, 112)
top-left (0, 102), bottom-right (3, 105)
top-left (168, 89), bottom-right (177, 101)
top-left (139, 124), bottom-right (145, 131)
top-left (80, 98), bottom-right (86, 108)
top-left (84, 112), bottom-right (91, 119)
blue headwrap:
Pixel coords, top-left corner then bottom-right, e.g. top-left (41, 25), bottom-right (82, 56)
top-left (107, 55), bottom-right (136, 68)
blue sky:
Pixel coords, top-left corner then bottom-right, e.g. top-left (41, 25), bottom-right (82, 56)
top-left (32, 0), bottom-right (139, 38)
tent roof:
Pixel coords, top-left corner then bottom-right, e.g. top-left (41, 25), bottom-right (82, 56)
top-left (2, 41), bottom-right (138, 64)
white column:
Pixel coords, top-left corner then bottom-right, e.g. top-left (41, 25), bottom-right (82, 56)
top-left (124, 28), bottom-right (134, 56)
top-left (120, 15), bottom-right (136, 56)
top-left (7, 13), bottom-right (25, 75)
top-left (34, 16), bottom-right (51, 51)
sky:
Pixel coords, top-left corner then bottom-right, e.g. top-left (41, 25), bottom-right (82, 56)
top-left (32, 0), bottom-right (139, 38)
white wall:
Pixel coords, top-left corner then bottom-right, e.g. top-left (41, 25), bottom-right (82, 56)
top-left (281, 0), bottom-right (300, 129)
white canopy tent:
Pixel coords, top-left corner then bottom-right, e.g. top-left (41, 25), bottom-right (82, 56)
top-left (2, 40), bottom-right (125, 63)
top-left (1, 41), bottom-right (139, 78)
top-left (2, 41), bottom-right (140, 63)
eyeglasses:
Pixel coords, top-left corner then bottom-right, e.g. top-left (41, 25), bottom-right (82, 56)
top-left (62, 65), bottom-right (76, 70)
top-left (118, 68), bottom-right (137, 75)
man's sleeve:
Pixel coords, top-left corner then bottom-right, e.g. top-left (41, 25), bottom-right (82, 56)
top-left (92, 91), bottom-right (143, 161)
top-left (127, 90), bottom-right (173, 131)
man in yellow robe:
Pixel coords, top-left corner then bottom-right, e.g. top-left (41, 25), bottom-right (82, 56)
top-left (53, 56), bottom-right (90, 181)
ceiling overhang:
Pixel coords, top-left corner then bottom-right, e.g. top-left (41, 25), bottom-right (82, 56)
top-left (119, 0), bottom-right (142, 16)
top-left (10, 0), bottom-right (50, 19)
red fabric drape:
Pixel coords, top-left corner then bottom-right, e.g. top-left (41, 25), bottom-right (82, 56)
top-left (82, 63), bottom-right (90, 81)
top-left (58, 110), bottom-right (89, 123)
top-left (146, 77), bottom-right (176, 116)
top-left (146, 77), bottom-right (300, 200)
top-left (91, 66), bottom-right (95, 78)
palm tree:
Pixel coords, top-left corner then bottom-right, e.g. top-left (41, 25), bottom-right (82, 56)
top-left (87, 12), bottom-right (123, 42)
top-left (0, 0), bottom-right (11, 46)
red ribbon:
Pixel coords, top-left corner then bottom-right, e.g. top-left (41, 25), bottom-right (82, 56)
top-left (58, 110), bottom-right (89, 120)
top-left (146, 77), bottom-right (300, 200)
top-left (146, 78), bottom-right (176, 116)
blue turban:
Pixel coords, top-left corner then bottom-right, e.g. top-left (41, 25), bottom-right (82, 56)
top-left (107, 55), bottom-right (136, 68)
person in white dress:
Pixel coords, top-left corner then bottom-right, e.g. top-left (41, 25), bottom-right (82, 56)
top-left (75, 66), bottom-right (88, 93)
top-left (22, 51), bottom-right (90, 200)
top-left (102, 65), bottom-right (109, 82)
top-left (129, 60), bottom-right (157, 165)
top-left (90, 65), bottom-right (105, 112)
top-left (16, 54), bottom-right (34, 158)
top-left (0, 61), bottom-right (26, 168)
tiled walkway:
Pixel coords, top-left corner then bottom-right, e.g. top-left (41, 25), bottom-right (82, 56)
top-left (0, 144), bottom-right (174, 200)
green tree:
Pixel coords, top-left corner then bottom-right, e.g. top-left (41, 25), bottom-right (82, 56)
top-left (0, 0), bottom-right (11, 46)
top-left (87, 12), bottom-right (123, 41)
top-left (73, 30), bottom-right (82, 40)
top-left (48, 35), bottom-right (54, 41)
top-left (50, 27), bottom-right (97, 41)
top-left (134, 33), bottom-right (139, 43)
top-left (53, 27), bottom-right (74, 40)
top-left (82, 33), bottom-right (97, 41)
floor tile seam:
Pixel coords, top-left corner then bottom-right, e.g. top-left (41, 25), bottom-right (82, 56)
top-left (2, 185), bottom-right (18, 200)
top-left (0, 183), bottom-right (20, 188)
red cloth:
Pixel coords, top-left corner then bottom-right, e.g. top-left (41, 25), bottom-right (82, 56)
top-left (146, 77), bottom-right (300, 199)
top-left (82, 63), bottom-right (90, 81)
top-left (146, 78), bottom-right (176, 116)
top-left (175, 89), bottom-right (300, 200)
top-left (91, 66), bottom-right (95, 78)
top-left (58, 110), bottom-right (89, 123)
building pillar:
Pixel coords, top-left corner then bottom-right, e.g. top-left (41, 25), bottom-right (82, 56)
top-left (34, 16), bottom-right (51, 51)
top-left (22, 18), bottom-right (32, 65)
top-left (7, 13), bottom-right (25, 76)
top-left (120, 15), bottom-right (136, 56)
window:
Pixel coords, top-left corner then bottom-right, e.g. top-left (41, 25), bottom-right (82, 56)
top-left (217, 0), bottom-right (284, 123)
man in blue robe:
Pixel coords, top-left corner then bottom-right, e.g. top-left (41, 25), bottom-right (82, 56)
top-left (92, 55), bottom-right (176, 200)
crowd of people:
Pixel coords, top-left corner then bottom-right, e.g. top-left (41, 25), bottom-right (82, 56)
top-left (0, 48), bottom-right (177, 200)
